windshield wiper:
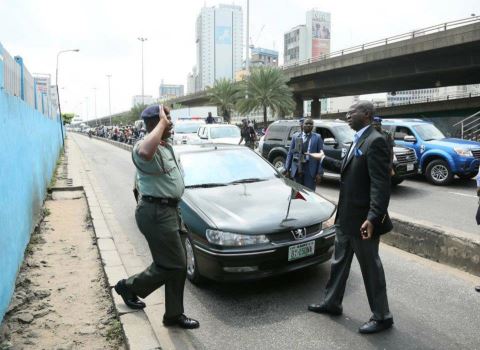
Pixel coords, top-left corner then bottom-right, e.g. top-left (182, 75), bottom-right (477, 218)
top-left (186, 183), bottom-right (228, 188)
top-left (228, 178), bottom-right (268, 185)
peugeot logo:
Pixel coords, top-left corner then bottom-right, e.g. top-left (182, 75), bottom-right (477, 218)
top-left (291, 228), bottom-right (307, 240)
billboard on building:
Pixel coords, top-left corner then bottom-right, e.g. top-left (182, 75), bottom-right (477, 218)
top-left (310, 11), bottom-right (330, 57)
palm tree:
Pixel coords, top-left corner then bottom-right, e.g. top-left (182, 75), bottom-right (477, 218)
top-left (207, 78), bottom-right (240, 123)
top-left (236, 66), bottom-right (295, 125)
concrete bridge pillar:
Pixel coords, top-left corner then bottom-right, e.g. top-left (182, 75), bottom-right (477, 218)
top-left (294, 95), bottom-right (304, 118)
top-left (311, 98), bottom-right (321, 118)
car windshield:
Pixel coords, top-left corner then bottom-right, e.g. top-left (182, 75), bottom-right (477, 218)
top-left (413, 124), bottom-right (445, 141)
top-left (180, 149), bottom-right (278, 187)
top-left (210, 126), bottom-right (241, 139)
top-left (333, 125), bottom-right (355, 143)
top-left (175, 123), bottom-right (204, 134)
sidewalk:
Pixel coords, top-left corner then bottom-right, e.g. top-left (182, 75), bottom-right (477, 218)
top-left (0, 147), bottom-right (124, 350)
top-left (67, 137), bottom-right (197, 350)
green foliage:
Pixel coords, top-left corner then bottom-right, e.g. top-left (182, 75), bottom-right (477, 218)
top-left (61, 113), bottom-right (75, 124)
top-left (172, 103), bottom-right (185, 110)
top-left (236, 66), bottom-right (295, 125)
top-left (207, 78), bottom-right (241, 123)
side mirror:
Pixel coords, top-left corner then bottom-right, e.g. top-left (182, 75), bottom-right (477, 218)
top-left (324, 137), bottom-right (337, 146)
top-left (404, 135), bottom-right (417, 143)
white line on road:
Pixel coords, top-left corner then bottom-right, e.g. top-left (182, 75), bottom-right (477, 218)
top-left (447, 192), bottom-right (477, 198)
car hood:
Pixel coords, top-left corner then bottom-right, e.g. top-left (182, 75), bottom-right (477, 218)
top-left (183, 178), bottom-right (335, 234)
top-left (210, 137), bottom-right (241, 144)
top-left (427, 138), bottom-right (480, 149)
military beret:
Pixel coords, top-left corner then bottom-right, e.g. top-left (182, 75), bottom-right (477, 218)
top-left (141, 105), bottom-right (160, 119)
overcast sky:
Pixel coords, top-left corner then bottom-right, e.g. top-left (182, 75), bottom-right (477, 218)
top-left (1, 0), bottom-right (478, 119)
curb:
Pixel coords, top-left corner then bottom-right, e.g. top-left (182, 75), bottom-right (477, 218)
top-left (78, 132), bottom-right (480, 277)
top-left (66, 136), bottom-right (162, 350)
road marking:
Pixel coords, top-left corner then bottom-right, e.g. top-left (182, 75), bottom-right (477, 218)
top-left (447, 191), bottom-right (477, 198)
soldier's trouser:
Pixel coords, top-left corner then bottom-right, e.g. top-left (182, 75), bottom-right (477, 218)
top-left (125, 200), bottom-right (186, 318)
top-left (323, 226), bottom-right (392, 321)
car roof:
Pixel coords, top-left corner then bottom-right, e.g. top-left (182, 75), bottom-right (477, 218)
top-left (203, 124), bottom-right (239, 128)
top-left (271, 119), bottom-right (348, 127)
top-left (174, 143), bottom-right (247, 155)
top-left (382, 118), bottom-right (431, 124)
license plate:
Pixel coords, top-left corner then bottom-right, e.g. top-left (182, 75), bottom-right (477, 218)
top-left (407, 163), bottom-right (414, 171)
top-left (288, 241), bottom-right (315, 261)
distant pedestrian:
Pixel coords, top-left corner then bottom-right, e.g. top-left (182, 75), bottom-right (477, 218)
top-left (307, 101), bottom-right (394, 334)
top-left (206, 112), bottom-right (215, 124)
top-left (239, 119), bottom-right (257, 149)
top-left (114, 104), bottom-right (200, 329)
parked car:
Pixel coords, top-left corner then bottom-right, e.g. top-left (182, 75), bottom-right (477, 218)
top-left (174, 144), bottom-right (336, 283)
top-left (173, 120), bottom-right (205, 145)
top-left (197, 124), bottom-right (241, 145)
top-left (261, 120), bottom-right (418, 185)
top-left (382, 119), bottom-right (480, 185)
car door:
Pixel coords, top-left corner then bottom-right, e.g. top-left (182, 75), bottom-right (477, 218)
top-left (393, 126), bottom-right (420, 158)
top-left (286, 126), bottom-right (301, 149)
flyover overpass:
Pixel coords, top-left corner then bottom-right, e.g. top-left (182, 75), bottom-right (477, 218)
top-left (169, 16), bottom-right (480, 117)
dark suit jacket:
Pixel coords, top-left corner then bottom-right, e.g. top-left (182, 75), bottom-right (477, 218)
top-left (322, 126), bottom-right (393, 236)
top-left (285, 132), bottom-right (324, 178)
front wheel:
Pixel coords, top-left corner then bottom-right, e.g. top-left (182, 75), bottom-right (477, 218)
top-left (425, 159), bottom-right (453, 185)
top-left (184, 236), bottom-right (204, 285)
top-left (391, 177), bottom-right (404, 186)
top-left (271, 155), bottom-right (286, 170)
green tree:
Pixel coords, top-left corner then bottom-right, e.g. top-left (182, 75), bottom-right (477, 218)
top-left (236, 66), bottom-right (294, 125)
top-left (207, 78), bottom-right (240, 123)
top-left (61, 113), bottom-right (75, 124)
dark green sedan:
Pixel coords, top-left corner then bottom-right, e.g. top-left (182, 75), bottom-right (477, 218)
top-left (176, 143), bottom-right (336, 284)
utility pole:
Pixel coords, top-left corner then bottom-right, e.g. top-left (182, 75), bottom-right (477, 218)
top-left (137, 37), bottom-right (148, 106)
top-left (245, 0), bottom-right (250, 72)
top-left (106, 74), bottom-right (112, 125)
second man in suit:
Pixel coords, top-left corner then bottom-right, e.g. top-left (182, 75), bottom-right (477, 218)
top-left (306, 101), bottom-right (394, 334)
top-left (285, 118), bottom-right (324, 191)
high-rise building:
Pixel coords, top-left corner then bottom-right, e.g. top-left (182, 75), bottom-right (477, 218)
top-left (284, 9), bottom-right (331, 66)
top-left (159, 83), bottom-right (184, 101)
top-left (250, 47), bottom-right (279, 67)
top-left (132, 95), bottom-right (154, 107)
top-left (194, 4), bottom-right (243, 91)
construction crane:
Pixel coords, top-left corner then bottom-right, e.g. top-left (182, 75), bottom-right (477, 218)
top-left (250, 24), bottom-right (265, 50)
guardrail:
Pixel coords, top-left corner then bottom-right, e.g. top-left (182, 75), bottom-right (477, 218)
top-left (282, 15), bottom-right (480, 69)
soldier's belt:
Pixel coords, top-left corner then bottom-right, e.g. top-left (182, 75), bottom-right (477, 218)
top-left (141, 196), bottom-right (179, 207)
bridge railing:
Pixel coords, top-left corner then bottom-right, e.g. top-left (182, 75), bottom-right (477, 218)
top-left (282, 15), bottom-right (480, 69)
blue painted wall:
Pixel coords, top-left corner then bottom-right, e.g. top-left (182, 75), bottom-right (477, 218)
top-left (0, 91), bottom-right (63, 321)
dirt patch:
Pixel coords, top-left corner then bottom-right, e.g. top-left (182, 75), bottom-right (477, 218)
top-left (0, 193), bottom-right (125, 350)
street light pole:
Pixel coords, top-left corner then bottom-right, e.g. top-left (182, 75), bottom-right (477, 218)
top-left (56, 49), bottom-right (79, 147)
top-left (137, 37), bottom-right (147, 106)
top-left (245, 0), bottom-right (250, 72)
top-left (106, 74), bottom-right (112, 125)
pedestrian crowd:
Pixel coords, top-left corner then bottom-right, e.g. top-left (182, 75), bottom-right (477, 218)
top-left (87, 124), bottom-right (146, 145)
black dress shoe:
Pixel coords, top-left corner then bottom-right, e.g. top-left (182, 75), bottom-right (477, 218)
top-left (475, 286), bottom-right (480, 292)
top-left (307, 303), bottom-right (342, 316)
top-left (114, 279), bottom-right (146, 310)
top-left (163, 314), bottom-right (200, 329)
top-left (359, 318), bottom-right (393, 334)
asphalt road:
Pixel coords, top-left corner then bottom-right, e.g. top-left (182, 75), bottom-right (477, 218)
top-left (71, 134), bottom-right (480, 350)
top-left (319, 173), bottom-right (479, 235)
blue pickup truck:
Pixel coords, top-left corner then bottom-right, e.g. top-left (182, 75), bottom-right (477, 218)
top-left (382, 119), bottom-right (480, 185)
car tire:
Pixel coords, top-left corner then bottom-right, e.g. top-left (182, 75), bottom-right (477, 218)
top-left (184, 236), bottom-right (204, 285)
top-left (391, 177), bottom-right (404, 186)
top-left (425, 159), bottom-right (453, 185)
top-left (271, 155), bottom-right (286, 170)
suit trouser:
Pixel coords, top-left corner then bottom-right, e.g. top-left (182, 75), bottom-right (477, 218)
top-left (323, 225), bottom-right (392, 321)
top-left (294, 170), bottom-right (316, 191)
top-left (125, 200), bottom-right (186, 318)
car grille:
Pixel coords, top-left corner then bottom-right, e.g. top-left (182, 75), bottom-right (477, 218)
top-left (471, 149), bottom-right (480, 159)
top-left (396, 149), bottom-right (416, 164)
top-left (268, 224), bottom-right (321, 244)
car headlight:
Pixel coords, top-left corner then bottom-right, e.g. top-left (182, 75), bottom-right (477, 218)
top-left (321, 210), bottom-right (336, 230)
top-left (454, 147), bottom-right (473, 157)
top-left (393, 153), bottom-right (397, 162)
top-left (205, 229), bottom-right (270, 246)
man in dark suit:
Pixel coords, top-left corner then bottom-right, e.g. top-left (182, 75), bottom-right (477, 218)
top-left (285, 118), bottom-right (324, 191)
top-left (306, 101), bottom-right (394, 334)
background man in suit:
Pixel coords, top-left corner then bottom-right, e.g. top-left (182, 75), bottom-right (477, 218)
top-left (285, 118), bottom-right (324, 191)
top-left (307, 101), bottom-right (394, 334)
